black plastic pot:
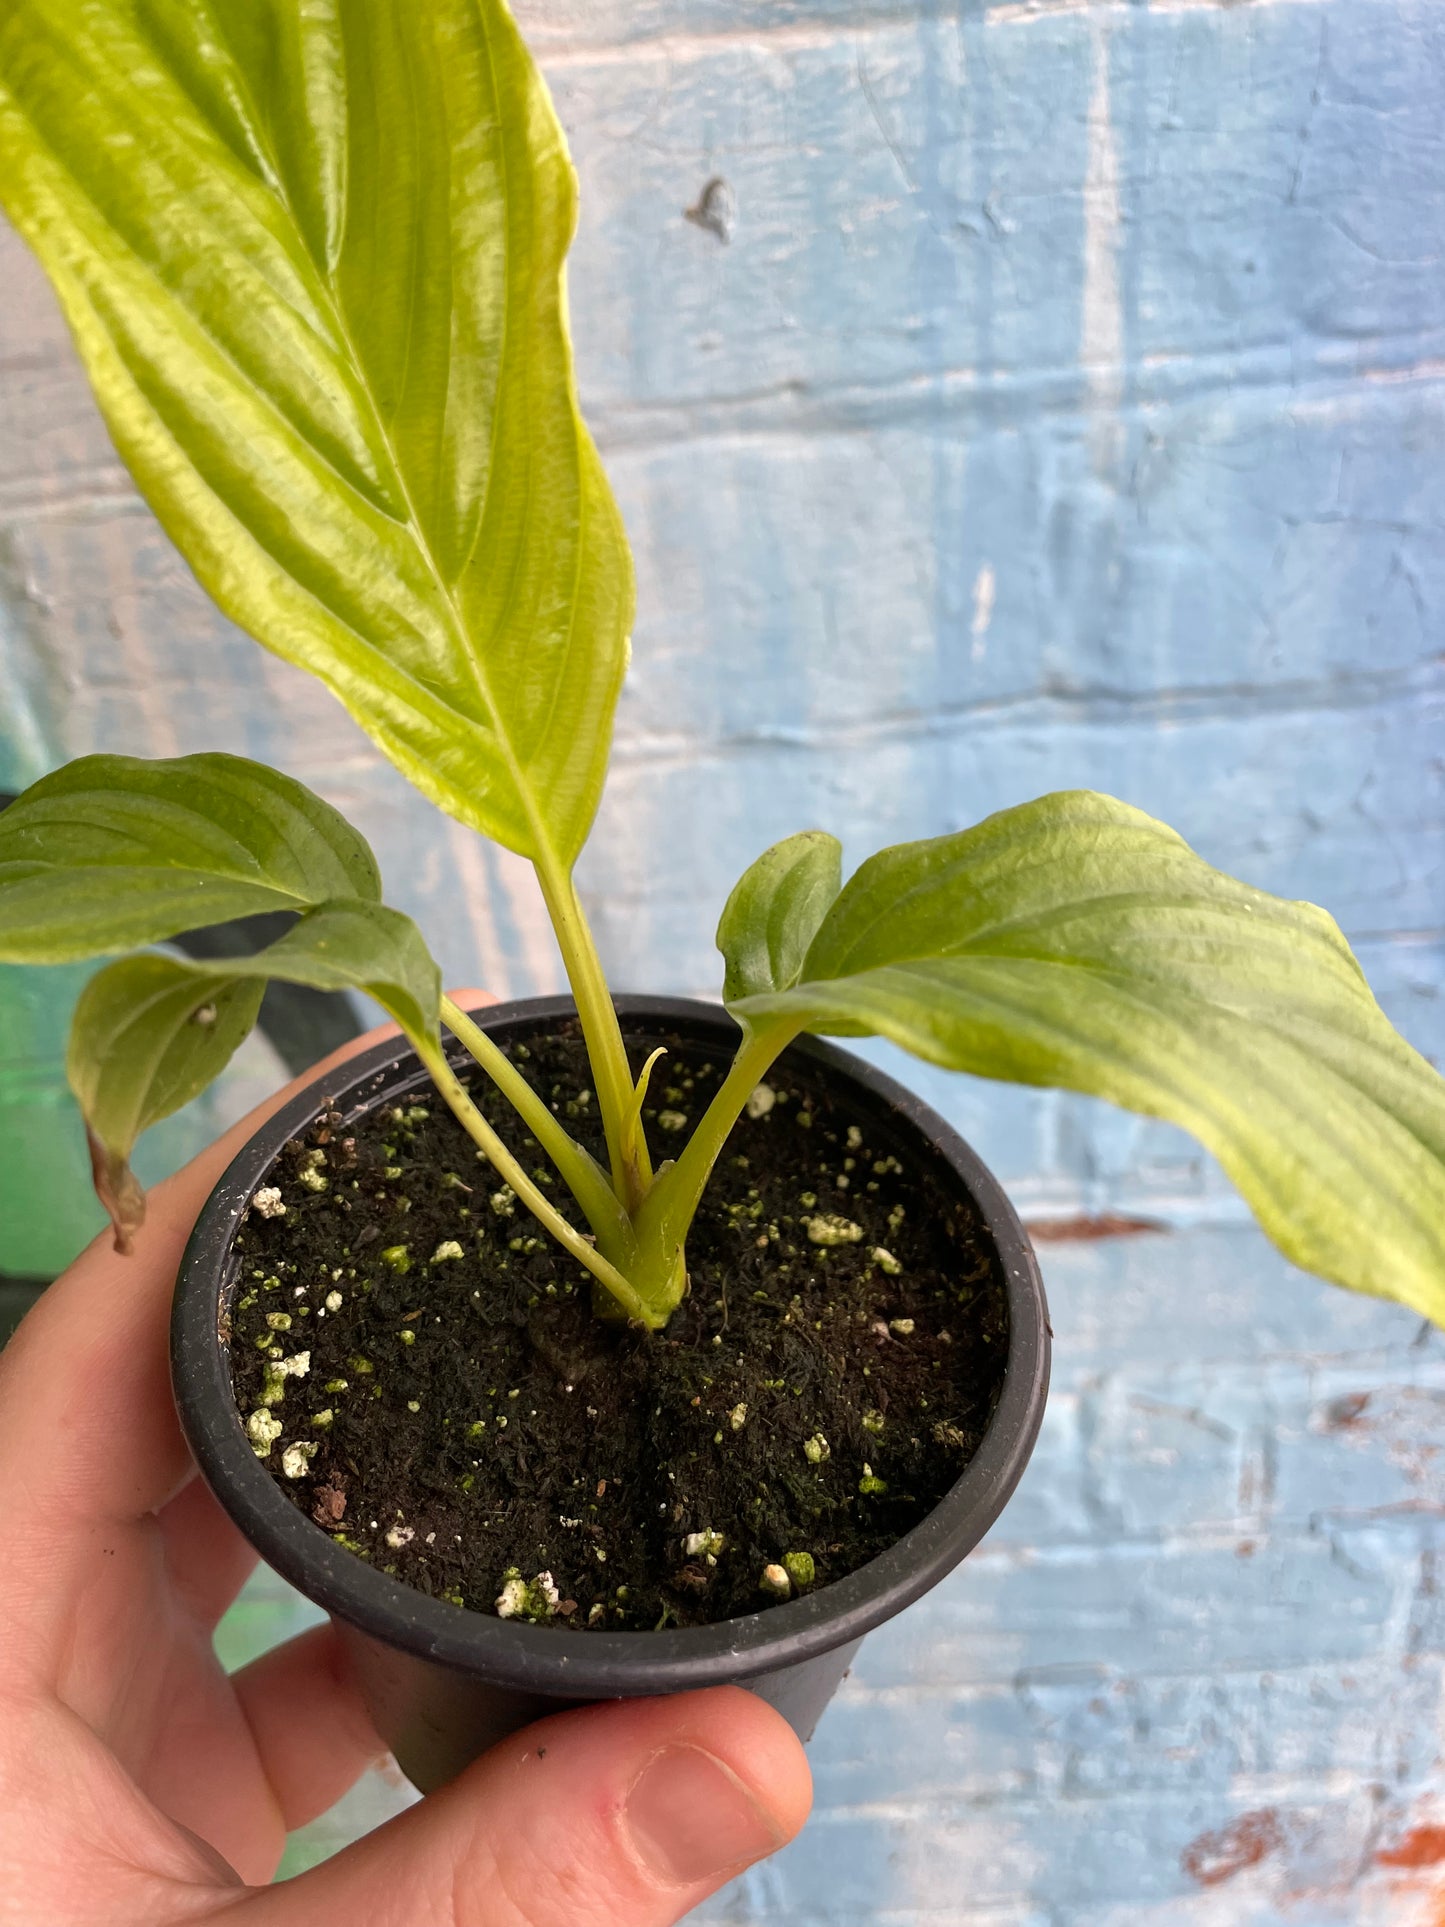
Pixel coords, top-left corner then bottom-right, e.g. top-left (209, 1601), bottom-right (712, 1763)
top-left (173, 996), bottom-right (1050, 1792)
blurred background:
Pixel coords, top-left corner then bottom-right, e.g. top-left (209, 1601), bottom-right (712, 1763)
top-left (1, 0), bottom-right (1442, 1919)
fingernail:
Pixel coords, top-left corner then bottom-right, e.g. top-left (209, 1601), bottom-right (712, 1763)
top-left (626, 1743), bottom-right (784, 1885)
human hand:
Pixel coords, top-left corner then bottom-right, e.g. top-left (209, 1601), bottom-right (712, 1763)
top-left (0, 997), bottom-right (812, 1924)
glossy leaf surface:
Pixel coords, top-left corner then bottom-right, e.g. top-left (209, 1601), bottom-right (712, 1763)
top-left (0, 0), bottom-right (631, 865)
top-left (718, 830), bottom-right (843, 1003)
top-left (727, 792), bottom-right (1445, 1323)
top-left (210, 899), bottom-right (442, 1046)
top-left (0, 753), bottom-right (380, 962)
top-left (69, 899), bottom-right (441, 1247)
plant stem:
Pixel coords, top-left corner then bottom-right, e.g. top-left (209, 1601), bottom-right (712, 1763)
top-left (532, 853), bottom-right (651, 1209)
top-left (627, 1016), bottom-right (803, 1310)
top-left (440, 997), bottom-right (635, 1263)
top-left (415, 1033), bottom-right (660, 1328)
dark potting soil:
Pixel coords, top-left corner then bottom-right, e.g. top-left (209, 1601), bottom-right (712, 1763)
top-left (229, 1023), bottom-right (1010, 1631)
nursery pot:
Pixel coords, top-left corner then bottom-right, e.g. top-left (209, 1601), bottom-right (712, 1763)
top-left (172, 996), bottom-right (1050, 1792)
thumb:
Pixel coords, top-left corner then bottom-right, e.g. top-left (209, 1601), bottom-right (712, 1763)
top-left (240, 1687), bottom-right (812, 1927)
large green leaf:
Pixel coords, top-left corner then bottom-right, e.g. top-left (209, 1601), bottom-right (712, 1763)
top-left (718, 830), bottom-right (842, 1002)
top-left (70, 899), bottom-right (441, 1247)
top-left (0, 0), bottom-right (631, 867)
top-left (726, 791), bottom-right (1445, 1324)
top-left (0, 752), bottom-right (380, 962)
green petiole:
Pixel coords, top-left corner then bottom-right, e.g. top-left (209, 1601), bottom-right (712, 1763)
top-left (440, 996), bottom-right (634, 1265)
top-left (625, 1018), bottom-right (804, 1314)
top-left (414, 1033), bottom-right (659, 1328)
top-left (532, 853), bottom-right (653, 1213)
top-left (442, 993), bottom-right (801, 1327)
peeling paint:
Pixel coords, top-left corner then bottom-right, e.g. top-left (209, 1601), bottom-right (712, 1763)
top-left (1377, 1824), bottom-right (1445, 1870)
top-left (1181, 1810), bottom-right (1284, 1888)
top-left (1080, 12), bottom-right (1123, 476)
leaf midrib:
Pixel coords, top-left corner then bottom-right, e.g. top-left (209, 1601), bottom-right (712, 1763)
top-left (257, 20), bottom-right (565, 859)
top-left (788, 946), bottom-right (1368, 1035)
top-left (10, 105), bottom-right (490, 746)
top-left (781, 955), bottom-right (1445, 1207)
top-left (20, 4), bottom-right (559, 865)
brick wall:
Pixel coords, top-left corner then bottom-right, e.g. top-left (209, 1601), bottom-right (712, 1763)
top-left (716, 1230), bottom-right (1443, 1922)
top-left (1, 0), bottom-right (1441, 1917)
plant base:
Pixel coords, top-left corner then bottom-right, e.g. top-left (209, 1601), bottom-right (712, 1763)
top-left (173, 998), bottom-right (1049, 1792)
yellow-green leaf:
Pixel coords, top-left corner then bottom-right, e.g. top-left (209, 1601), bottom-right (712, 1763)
top-left (69, 959), bottom-right (265, 1251)
top-left (69, 899), bottom-right (441, 1248)
top-left (728, 792), bottom-right (1445, 1325)
top-left (717, 830), bottom-right (843, 1003)
top-left (0, 0), bottom-right (631, 867)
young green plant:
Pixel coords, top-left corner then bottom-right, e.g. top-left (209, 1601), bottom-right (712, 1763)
top-left (0, 0), bottom-right (1442, 1332)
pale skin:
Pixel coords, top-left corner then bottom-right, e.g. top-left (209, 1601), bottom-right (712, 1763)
top-left (0, 995), bottom-right (812, 1925)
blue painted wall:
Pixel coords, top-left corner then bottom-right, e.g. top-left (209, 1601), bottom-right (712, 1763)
top-left (1, 0), bottom-right (1441, 1917)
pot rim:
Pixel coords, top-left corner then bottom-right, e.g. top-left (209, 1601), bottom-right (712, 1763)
top-left (172, 994), bottom-right (1050, 1698)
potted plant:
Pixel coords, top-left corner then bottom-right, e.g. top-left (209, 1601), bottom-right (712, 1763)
top-left (0, 0), bottom-right (1441, 1794)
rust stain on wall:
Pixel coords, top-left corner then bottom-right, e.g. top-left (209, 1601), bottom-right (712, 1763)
top-left (1181, 1810), bottom-right (1284, 1888)
top-left (1024, 1214), bottom-right (1165, 1244)
top-left (1377, 1824), bottom-right (1445, 1869)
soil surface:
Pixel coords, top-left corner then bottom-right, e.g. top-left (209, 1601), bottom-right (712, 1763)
top-left (229, 1021), bottom-right (1010, 1631)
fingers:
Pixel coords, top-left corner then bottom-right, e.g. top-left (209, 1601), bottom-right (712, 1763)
top-left (230, 1625), bottom-right (385, 1833)
top-left (0, 990), bottom-right (496, 1529)
top-left (158, 1475), bottom-right (258, 1631)
top-left (239, 1687), bottom-right (812, 1927)
top-left (0, 992), bottom-right (494, 1639)
top-left (0, 1040), bottom-right (385, 1541)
